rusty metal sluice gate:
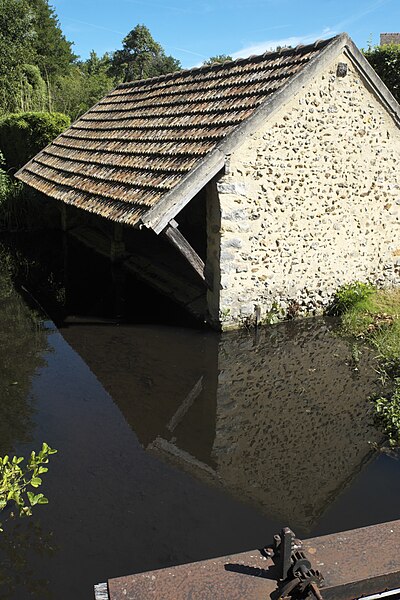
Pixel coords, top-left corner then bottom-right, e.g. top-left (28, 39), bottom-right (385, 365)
top-left (94, 519), bottom-right (400, 600)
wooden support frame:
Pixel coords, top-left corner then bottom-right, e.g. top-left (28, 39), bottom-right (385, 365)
top-left (163, 220), bottom-right (210, 288)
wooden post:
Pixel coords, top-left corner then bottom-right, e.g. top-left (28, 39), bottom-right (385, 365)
top-left (163, 220), bottom-right (210, 287)
top-left (60, 204), bottom-right (68, 232)
top-left (110, 223), bottom-right (126, 262)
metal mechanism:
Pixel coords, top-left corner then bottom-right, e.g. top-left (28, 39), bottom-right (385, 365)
top-left (96, 519), bottom-right (400, 600)
top-left (264, 528), bottom-right (324, 600)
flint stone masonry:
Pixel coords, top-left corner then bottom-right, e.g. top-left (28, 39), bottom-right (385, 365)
top-left (380, 33), bottom-right (400, 45)
top-left (206, 51), bottom-right (400, 329)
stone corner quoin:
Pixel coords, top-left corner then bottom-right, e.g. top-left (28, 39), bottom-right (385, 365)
top-left (205, 49), bottom-right (400, 329)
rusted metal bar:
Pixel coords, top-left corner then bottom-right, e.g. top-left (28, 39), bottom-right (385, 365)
top-left (96, 519), bottom-right (400, 600)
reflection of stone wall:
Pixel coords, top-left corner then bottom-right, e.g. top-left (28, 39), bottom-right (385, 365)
top-left (213, 320), bottom-right (381, 532)
top-left (207, 50), bottom-right (400, 328)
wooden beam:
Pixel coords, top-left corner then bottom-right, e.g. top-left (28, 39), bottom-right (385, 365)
top-left (163, 221), bottom-right (209, 286)
top-left (167, 376), bottom-right (204, 433)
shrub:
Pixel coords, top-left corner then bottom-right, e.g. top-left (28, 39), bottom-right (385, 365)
top-left (328, 281), bottom-right (375, 316)
top-left (363, 44), bottom-right (400, 104)
top-left (0, 159), bottom-right (39, 231)
top-left (0, 443), bottom-right (57, 532)
top-left (0, 111), bottom-right (70, 172)
top-left (372, 378), bottom-right (400, 446)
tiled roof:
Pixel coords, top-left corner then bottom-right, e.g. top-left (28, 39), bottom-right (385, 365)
top-left (16, 36), bottom-right (338, 228)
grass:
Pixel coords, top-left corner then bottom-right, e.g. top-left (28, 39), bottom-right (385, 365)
top-left (332, 283), bottom-right (400, 446)
top-left (339, 287), bottom-right (400, 366)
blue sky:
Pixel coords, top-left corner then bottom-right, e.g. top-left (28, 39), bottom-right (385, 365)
top-left (52, 0), bottom-right (399, 68)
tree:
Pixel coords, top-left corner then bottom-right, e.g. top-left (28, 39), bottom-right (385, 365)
top-left (19, 64), bottom-right (47, 112)
top-left (203, 54), bottom-right (233, 65)
top-left (111, 24), bottom-right (181, 82)
top-left (84, 50), bottom-right (112, 77)
top-left (363, 43), bottom-right (400, 103)
top-left (51, 52), bottom-right (115, 121)
top-left (26, 0), bottom-right (76, 81)
top-left (0, 0), bottom-right (36, 113)
top-left (0, 0), bottom-right (75, 114)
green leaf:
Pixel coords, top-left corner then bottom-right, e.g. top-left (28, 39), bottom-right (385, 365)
top-left (30, 477), bottom-right (42, 488)
top-left (27, 491), bottom-right (36, 505)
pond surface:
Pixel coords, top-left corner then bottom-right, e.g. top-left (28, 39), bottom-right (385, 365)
top-left (1, 232), bottom-right (400, 600)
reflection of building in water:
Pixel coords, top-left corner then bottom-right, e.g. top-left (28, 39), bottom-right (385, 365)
top-left (61, 318), bottom-right (381, 534)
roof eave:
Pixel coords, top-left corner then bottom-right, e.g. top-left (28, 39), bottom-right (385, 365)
top-left (140, 149), bottom-right (225, 234)
top-left (343, 38), bottom-right (400, 127)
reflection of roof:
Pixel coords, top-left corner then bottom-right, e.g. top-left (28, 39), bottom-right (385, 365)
top-left (16, 35), bottom-right (340, 229)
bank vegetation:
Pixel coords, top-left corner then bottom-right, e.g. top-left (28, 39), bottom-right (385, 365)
top-left (331, 282), bottom-right (400, 446)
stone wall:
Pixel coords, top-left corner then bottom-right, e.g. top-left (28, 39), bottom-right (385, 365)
top-left (380, 33), bottom-right (400, 45)
top-left (206, 51), bottom-right (400, 329)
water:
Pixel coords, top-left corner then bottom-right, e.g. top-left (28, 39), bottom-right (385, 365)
top-left (1, 232), bottom-right (400, 600)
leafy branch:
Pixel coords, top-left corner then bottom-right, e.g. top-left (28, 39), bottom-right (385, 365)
top-left (0, 442), bottom-right (57, 532)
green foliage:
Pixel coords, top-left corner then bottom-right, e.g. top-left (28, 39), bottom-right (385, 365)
top-left (337, 287), bottom-right (400, 365)
top-left (263, 301), bottom-right (285, 325)
top-left (0, 0), bottom-right (75, 115)
top-left (0, 167), bottom-right (27, 230)
top-left (18, 65), bottom-right (48, 112)
top-left (0, 4), bottom-right (182, 119)
top-left (26, 0), bottom-right (76, 80)
top-left (363, 43), bottom-right (400, 103)
top-left (0, 111), bottom-right (70, 171)
top-left (0, 167), bottom-right (44, 231)
top-left (334, 284), bottom-right (400, 445)
top-left (111, 24), bottom-right (181, 82)
top-left (0, 0), bottom-right (36, 113)
top-left (328, 281), bottom-right (375, 316)
top-left (52, 59), bottom-right (114, 121)
top-left (83, 50), bottom-right (112, 77)
top-left (0, 443), bottom-right (57, 532)
top-left (372, 378), bottom-right (400, 446)
top-left (203, 54), bottom-right (233, 65)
